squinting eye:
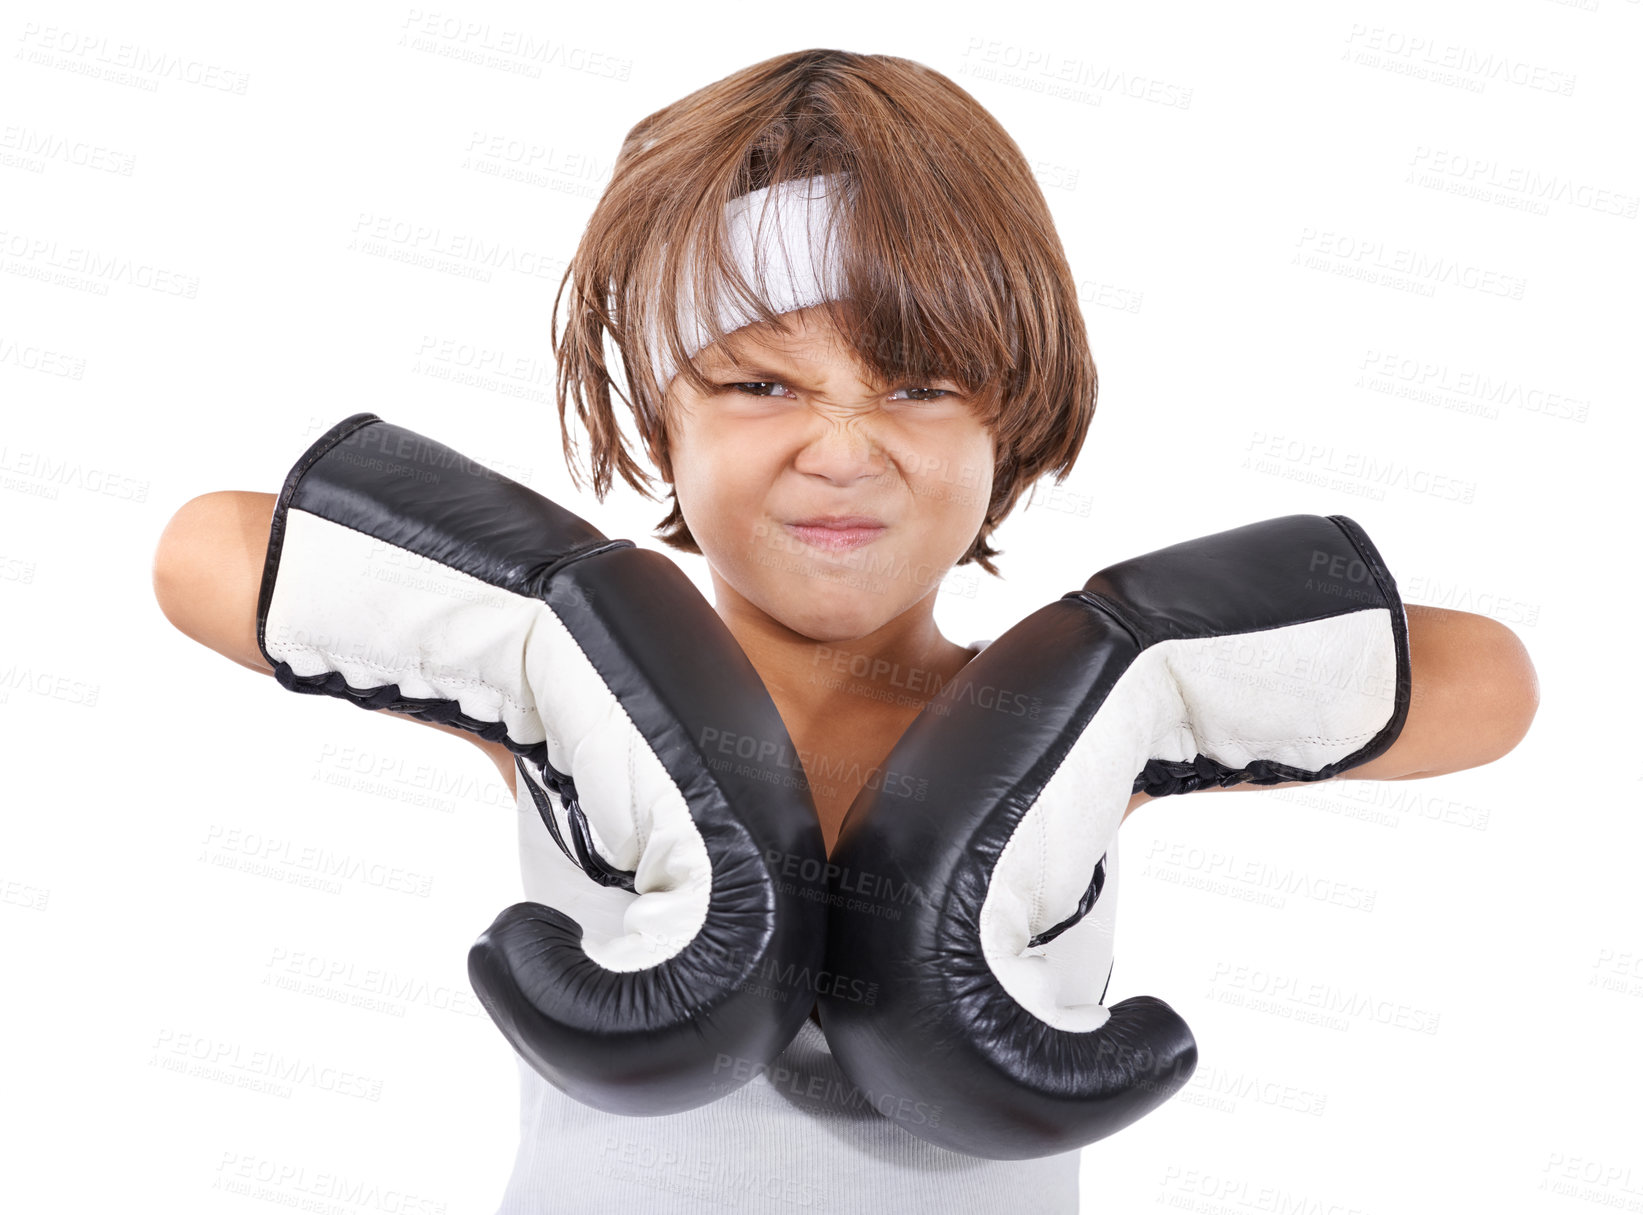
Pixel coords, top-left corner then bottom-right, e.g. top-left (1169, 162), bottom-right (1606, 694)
top-left (722, 382), bottom-right (956, 402)
top-left (726, 382), bottom-right (792, 398)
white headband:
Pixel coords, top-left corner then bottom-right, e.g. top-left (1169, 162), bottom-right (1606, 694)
top-left (644, 173), bottom-right (850, 391)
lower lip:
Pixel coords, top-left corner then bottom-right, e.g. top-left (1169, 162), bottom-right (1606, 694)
top-left (784, 524), bottom-right (886, 551)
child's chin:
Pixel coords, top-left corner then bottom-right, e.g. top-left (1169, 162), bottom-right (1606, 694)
top-left (775, 595), bottom-right (889, 643)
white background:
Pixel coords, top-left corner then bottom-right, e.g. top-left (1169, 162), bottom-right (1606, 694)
top-left (2, 1), bottom-right (1639, 1212)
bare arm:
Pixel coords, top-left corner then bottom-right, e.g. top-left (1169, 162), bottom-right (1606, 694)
top-left (151, 490), bottom-right (519, 797)
top-left (1122, 603), bottom-right (1539, 821)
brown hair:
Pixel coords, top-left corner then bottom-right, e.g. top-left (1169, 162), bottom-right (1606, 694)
top-left (552, 48), bottom-right (1096, 576)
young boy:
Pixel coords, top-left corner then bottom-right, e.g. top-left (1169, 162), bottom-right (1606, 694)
top-left (154, 48), bottom-right (1537, 1215)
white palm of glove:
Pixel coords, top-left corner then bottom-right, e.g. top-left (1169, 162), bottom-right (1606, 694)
top-left (265, 508), bottom-right (713, 973)
top-left (983, 608), bottom-right (1398, 1033)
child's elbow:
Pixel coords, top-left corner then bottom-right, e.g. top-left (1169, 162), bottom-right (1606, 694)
top-left (1474, 615), bottom-right (1539, 765)
top-left (151, 491), bottom-right (274, 675)
top-left (1397, 608), bottom-right (1539, 780)
top-left (152, 496), bottom-right (200, 631)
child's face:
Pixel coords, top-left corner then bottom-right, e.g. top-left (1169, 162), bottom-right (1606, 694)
top-left (665, 306), bottom-right (994, 642)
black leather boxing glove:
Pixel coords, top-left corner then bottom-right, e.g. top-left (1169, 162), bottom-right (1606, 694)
top-left (817, 514), bottom-right (1411, 1157)
top-left (257, 412), bottom-right (828, 1115)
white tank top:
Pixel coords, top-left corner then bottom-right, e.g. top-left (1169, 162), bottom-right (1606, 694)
top-left (490, 640), bottom-right (1083, 1213)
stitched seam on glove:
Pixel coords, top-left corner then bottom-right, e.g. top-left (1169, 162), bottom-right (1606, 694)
top-left (1029, 797), bottom-right (1049, 942)
top-left (1168, 722), bottom-right (1383, 748)
top-left (272, 642), bottom-right (539, 716)
top-left (627, 712), bottom-right (647, 856)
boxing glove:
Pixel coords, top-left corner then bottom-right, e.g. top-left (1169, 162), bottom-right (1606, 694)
top-left (818, 514), bottom-right (1411, 1157)
top-left (257, 412), bottom-right (828, 1115)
